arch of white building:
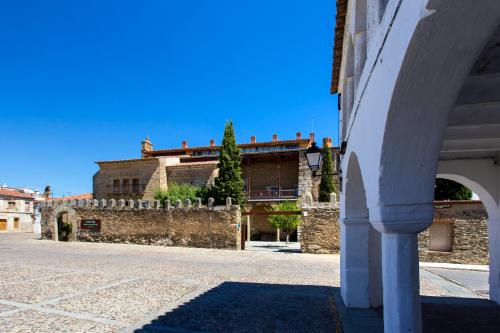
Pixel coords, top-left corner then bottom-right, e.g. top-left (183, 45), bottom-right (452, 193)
top-left (338, 1), bottom-right (500, 332)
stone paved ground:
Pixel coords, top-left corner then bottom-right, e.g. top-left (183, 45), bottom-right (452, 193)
top-left (0, 233), bottom-right (495, 332)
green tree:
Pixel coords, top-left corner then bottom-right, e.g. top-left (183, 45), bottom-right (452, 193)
top-left (319, 145), bottom-right (336, 202)
top-left (213, 121), bottom-right (245, 205)
top-left (267, 201), bottom-right (301, 246)
top-left (434, 179), bottom-right (472, 200)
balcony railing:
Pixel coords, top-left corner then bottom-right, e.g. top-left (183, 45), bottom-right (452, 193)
top-left (246, 189), bottom-right (299, 200)
top-left (106, 184), bottom-right (146, 195)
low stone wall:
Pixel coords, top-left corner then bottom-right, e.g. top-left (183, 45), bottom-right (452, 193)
top-left (418, 201), bottom-right (488, 265)
top-left (40, 199), bottom-right (242, 250)
top-left (300, 204), bottom-right (340, 254)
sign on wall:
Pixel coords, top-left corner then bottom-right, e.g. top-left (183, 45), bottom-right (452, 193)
top-left (80, 219), bottom-right (101, 232)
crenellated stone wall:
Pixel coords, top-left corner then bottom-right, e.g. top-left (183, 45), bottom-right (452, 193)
top-left (39, 198), bottom-right (242, 250)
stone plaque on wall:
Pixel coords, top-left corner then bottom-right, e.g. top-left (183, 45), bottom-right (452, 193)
top-left (80, 220), bottom-right (101, 232)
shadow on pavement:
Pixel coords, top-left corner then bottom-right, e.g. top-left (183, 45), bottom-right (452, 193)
top-left (135, 282), bottom-right (338, 333)
top-left (422, 296), bottom-right (500, 333)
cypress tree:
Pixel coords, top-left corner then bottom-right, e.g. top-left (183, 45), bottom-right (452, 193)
top-left (214, 121), bottom-right (245, 205)
top-left (319, 144), bottom-right (336, 202)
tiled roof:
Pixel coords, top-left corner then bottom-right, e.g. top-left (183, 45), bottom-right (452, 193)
top-left (95, 157), bottom-right (157, 165)
top-left (331, 0), bottom-right (348, 94)
top-left (170, 161), bottom-right (219, 168)
top-left (47, 193), bottom-right (93, 201)
top-left (0, 189), bottom-right (35, 199)
top-left (145, 138), bottom-right (312, 157)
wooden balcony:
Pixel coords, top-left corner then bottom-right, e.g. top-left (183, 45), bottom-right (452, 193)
top-left (245, 188), bottom-right (299, 201)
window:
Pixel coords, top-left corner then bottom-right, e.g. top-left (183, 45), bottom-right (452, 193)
top-left (113, 179), bottom-right (120, 193)
top-left (25, 201), bottom-right (31, 213)
top-left (122, 179), bottom-right (130, 193)
top-left (8, 201), bottom-right (16, 209)
top-left (132, 179), bottom-right (140, 193)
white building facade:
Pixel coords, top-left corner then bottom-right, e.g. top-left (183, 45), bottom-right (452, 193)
top-left (333, 1), bottom-right (500, 332)
top-left (0, 187), bottom-right (40, 233)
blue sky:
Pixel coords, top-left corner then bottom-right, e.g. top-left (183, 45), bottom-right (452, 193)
top-left (0, 0), bottom-right (338, 197)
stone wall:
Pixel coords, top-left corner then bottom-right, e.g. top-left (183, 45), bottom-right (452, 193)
top-left (167, 164), bottom-right (218, 187)
top-left (40, 199), bottom-right (241, 250)
top-left (419, 201), bottom-right (488, 265)
top-left (300, 204), bottom-right (340, 254)
top-left (93, 158), bottom-right (167, 201)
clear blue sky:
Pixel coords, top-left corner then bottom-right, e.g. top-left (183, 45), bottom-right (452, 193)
top-left (0, 0), bottom-right (338, 197)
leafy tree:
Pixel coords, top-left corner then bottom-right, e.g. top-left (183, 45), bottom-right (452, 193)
top-left (434, 179), bottom-right (472, 201)
top-left (319, 145), bottom-right (336, 202)
top-left (267, 201), bottom-right (301, 245)
top-left (213, 121), bottom-right (245, 205)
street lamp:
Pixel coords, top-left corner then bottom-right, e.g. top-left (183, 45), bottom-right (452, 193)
top-left (304, 142), bottom-right (322, 173)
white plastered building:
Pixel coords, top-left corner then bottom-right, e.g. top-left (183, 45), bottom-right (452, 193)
top-left (332, 0), bottom-right (500, 332)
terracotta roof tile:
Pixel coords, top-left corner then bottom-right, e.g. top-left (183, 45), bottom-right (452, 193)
top-left (331, 0), bottom-right (348, 94)
top-left (48, 193), bottom-right (93, 201)
top-left (0, 189), bottom-right (35, 199)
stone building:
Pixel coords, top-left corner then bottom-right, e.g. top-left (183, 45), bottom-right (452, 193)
top-left (0, 186), bottom-right (40, 233)
top-left (332, 1), bottom-right (500, 332)
top-left (93, 132), bottom-right (339, 240)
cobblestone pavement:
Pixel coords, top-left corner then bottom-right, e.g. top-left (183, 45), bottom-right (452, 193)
top-left (0, 233), bottom-right (492, 332)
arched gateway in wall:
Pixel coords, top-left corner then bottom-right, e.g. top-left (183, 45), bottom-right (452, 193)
top-left (48, 204), bottom-right (78, 242)
top-left (333, 1), bottom-right (500, 332)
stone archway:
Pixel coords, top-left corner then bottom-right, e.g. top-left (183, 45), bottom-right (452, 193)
top-left (50, 205), bottom-right (78, 242)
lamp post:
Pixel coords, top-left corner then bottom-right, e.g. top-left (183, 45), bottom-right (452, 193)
top-left (304, 141), bottom-right (342, 190)
top-left (304, 142), bottom-right (322, 174)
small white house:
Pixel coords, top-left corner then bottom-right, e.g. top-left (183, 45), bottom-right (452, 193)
top-left (0, 186), bottom-right (40, 233)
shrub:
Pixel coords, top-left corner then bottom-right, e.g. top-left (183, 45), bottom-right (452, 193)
top-left (154, 183), bottom-right (217, 206)
top-left (435, 179), bottom-right (472, 200)
top-left (154, 183), bottom-right (198, 206)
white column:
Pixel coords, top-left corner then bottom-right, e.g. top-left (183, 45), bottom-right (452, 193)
top-left (341, 217), bottom-right (382, 308)
top-left (246, 215), bottom-right (251, 242)
top-left (488, 218), bottom-right (500, 303)
top-left (382, 233), bottom-right (421, 333)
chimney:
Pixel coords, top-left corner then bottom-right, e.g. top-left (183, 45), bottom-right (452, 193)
top-left (309, 132), bottom-right (315, 142)
top-left (250, 136), bottom-right (257, 144)
top-left (209, 139), bottom-right (215, 147)
top-left (323, 137), bottom-right (332, 148)
top-left (141, 136), bottom-right (153, 158)
top-left (272, 134), bottom-right (278, 142)
top-left (296, 132), bottom-right (302, 140)
top-left (182, 140), bottom-right (188, 149)
top-left (43, 186), bottom-right (52, 199)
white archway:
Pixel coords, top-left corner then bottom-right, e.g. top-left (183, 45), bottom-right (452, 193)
top-left (340, 152), bottom-right (382, 308)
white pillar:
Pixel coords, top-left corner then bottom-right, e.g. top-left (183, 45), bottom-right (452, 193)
top-left (246, 215), bottom-right (251, 242)
top-left (341, 217), bottom-right (382, 308)
top-left (488, 218), bottom-right (500, 303)
top-left (382, 233), bottom-right (421, 333)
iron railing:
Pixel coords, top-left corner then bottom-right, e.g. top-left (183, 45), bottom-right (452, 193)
top-left (246, 189), bottom-right (299, 199)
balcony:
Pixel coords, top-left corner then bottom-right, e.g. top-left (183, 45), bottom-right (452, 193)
top-left (106, 184), bottom-right (146, 195)
top-left (245, 189), bottom-right (299, 201)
